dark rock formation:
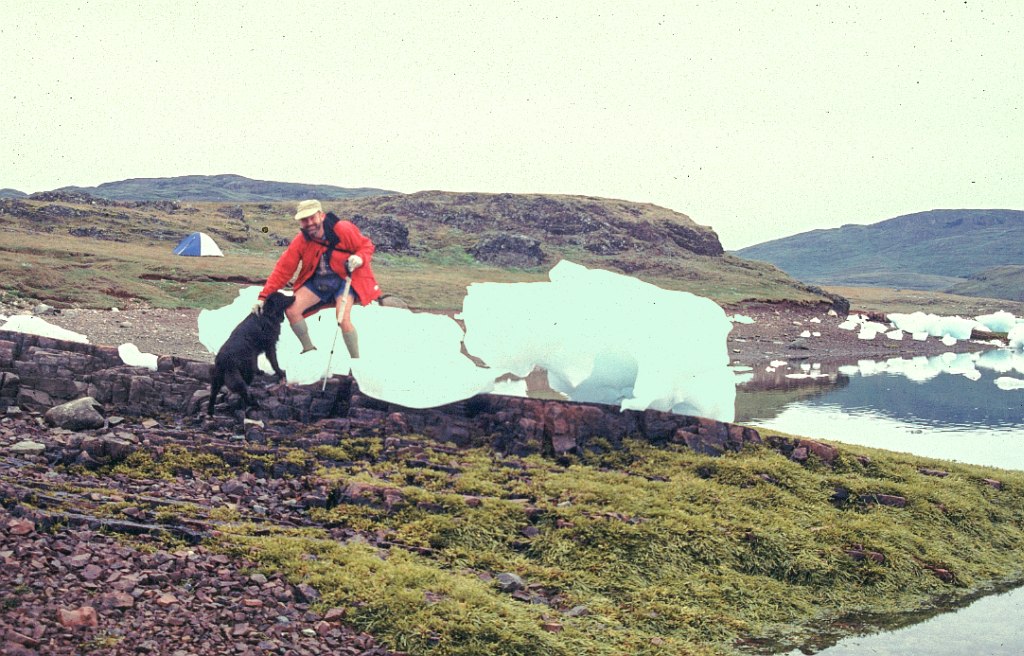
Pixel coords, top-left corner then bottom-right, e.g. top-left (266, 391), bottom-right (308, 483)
top-left (0, 329), bottom-right (761, 459)
top-left (351, 214), bottom-right (410, 252)
top-left (27, 190), bottom-right (108, 204)
top-left (469, 234), bottom-right (546, 268)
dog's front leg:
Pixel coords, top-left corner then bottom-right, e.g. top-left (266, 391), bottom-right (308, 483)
top-left (266, 346), bottom-right (286, 383)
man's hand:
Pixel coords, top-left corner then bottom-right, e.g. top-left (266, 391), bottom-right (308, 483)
top-left (251, 300), bottom-right (265, 316)
top-left (347, 254), bottom-right (363, 271)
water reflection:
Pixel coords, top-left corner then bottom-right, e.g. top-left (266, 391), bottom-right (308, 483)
top-left (737, 350), bottom-right (1024, 471)
top-left (781, 584), bottom-right (1024, 656)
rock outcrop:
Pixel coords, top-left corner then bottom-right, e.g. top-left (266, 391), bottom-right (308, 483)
top-left (0, 329), bottom-right (761, 459)
top-left (469, 234), bottom-right (546, 268)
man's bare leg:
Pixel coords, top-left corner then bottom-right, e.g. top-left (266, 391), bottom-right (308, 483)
top-left (285, 286), bottom-right (323, 353)
top-left (336, 292), bottom-right (359, 358)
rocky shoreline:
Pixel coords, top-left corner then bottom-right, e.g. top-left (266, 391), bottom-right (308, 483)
top-left (1, 324), bottom-right (1023, 655)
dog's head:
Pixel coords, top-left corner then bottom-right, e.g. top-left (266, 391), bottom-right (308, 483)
top-left (262, 291), bottom-right (295, 321)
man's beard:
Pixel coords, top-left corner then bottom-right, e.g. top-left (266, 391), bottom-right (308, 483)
top-left (301, 226), bottom-right (322, 240)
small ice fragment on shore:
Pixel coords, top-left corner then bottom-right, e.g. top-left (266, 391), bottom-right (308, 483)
top-left (0, 315), bottom-right (89, 343)
top-left (118, 343), bottom-right (158, 370)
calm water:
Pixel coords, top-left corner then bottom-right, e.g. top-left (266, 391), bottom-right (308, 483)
top-left (736, 350), bottom-right (1024, 654)
top-left (781, 584), bottom-right (1024, 656)
top-left (737, 351), bottom-right (1024, 470)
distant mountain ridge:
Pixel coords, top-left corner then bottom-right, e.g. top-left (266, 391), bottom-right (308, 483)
top-left (735, 209), bottom-right (1024, 300)
top-left (50, 174), bottom-right (397, 202)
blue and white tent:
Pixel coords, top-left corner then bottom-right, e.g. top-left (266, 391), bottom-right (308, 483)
top-left (173, 231), bottom-right (224, 257)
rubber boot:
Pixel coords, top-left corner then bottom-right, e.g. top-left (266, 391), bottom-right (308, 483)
top-left (342, 328), bottom-right (360, 359)
top-left (290, 319), bottom-right (316, 353)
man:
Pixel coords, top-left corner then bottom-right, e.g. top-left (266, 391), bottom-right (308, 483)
top-left (253, 199), bottom-right (381, 358)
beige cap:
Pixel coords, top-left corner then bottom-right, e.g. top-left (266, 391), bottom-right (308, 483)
top-left (294, 199), bottom-right (322, 220)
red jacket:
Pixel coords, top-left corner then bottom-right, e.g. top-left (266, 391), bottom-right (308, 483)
top-left (258, 218), bottom-right (382, 312)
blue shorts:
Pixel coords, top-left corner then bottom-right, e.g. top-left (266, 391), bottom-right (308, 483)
top-left (299, 276), bottom-right (360, 307)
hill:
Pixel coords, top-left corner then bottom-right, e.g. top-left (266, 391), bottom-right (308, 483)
top-left (946, 264), bottom-right (1024, 302)
top-left (0, 186), bottom-right (837, 311)
top-left (52, 173), bottom-right (396, 202)
top-left (734, 209), bottom-right (1024, 298)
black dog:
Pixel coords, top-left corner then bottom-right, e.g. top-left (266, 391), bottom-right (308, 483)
top-left (208, 292), bottom-right (294, 416)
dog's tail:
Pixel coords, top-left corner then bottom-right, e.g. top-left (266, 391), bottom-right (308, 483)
top-left (208, 367), bottom-right (225, 416)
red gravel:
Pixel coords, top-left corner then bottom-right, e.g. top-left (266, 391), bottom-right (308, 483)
top-left (0, 506), bottom-right (395, 656)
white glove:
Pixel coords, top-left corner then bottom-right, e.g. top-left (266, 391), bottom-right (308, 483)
top-left (251, 300), bottom-right (264, 316)
top-left (347, 254), bottom-right (363, 271)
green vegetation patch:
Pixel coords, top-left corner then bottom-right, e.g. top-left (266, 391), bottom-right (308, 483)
top-left (213, 434), bottom-right (1024, 655)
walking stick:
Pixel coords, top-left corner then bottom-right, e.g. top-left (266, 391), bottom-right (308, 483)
top-left (321, 270), bottom-right (352, 392)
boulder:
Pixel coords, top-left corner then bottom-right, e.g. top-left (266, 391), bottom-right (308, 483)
top-left (0, 371), bottom-right (19, 399)
top-left (353, 215), bottom-right (410, 252)
top-left (80, 435), bottom-right (137, 464)
top-left (44, 396), bottom-right (105, 431)
top-left (469, 234), bottom-right (545, 268)
top-left (496, 572), bottom-right (525, 592)
top-left (9, 440), bottom-right (46, 456)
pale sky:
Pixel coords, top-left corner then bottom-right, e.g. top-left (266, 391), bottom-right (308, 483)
top-left (2, 1), bottom-right (1021, 249)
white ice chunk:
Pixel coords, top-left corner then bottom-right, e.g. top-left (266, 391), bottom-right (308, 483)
top-left (729, 314), bottom-right (755, 324)
top-left (349, 305), bottom-right (496, 408)
top-left (886, 329), bottom-right (904, 341)
top-left (0, 315), bottom-right (89, 343)
top-left (889, 312), bottom-right (984, 340)
top-left (194, 262), bottom-right (745, 421)
top-left (800, 330), bottom-right (811, 338)
top-left (199, 287), bottom-right (495, 408)
top-left (1009, 324), bottom-right (1024, 350)
top-left (975, 311), bottom-right (1020, 334)
top-left (460, 261), bottom-right (736, 422)
top-left (995, 377), bottom-right (1024, 391)
top-left (941, 335), bottom-right (958, 346)
top-left (118, 343), bottom-right (158, 370)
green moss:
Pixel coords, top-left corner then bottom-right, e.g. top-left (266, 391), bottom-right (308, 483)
top-left (194, 434), bottom-right (1024, 655)
top-left (315, 437), bottom-right (384, 463)
top-left (110, 445), bottom-right (230, 480)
